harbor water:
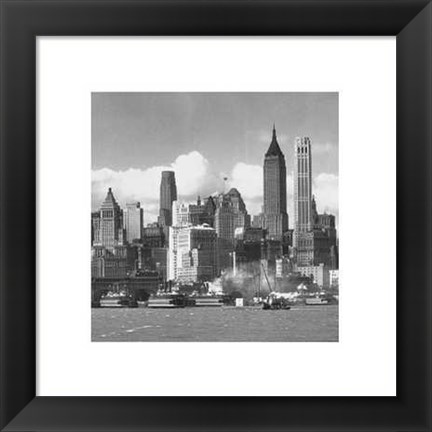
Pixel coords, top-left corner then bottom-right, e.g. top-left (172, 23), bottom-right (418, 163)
top-left (92, 305), bottom-right (338, 342)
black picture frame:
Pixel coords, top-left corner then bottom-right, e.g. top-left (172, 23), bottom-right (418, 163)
top-left (1, 0), bottom-right (431, 431)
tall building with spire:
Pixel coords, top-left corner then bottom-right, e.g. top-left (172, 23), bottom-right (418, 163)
top-left (93, 187), bottom-right (124, 248)
top-left (158, 171), bottom-right (177, 227)
top-left (263, 125), bottom-right (288, 240)
top-left (293, 137), bottom-right (313, 240)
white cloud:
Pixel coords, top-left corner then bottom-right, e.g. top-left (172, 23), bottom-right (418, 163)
top-left (313, 173), bottom-right (339, 217)
top-left (92, 151), bottom-right (218, 223)
top-left (229, 163), bottom-right (262, 199)
top-left (172, 151), bottom-right (215, 196)
top-left (228, 162), bottom-right (263, 215)
top-left (312, 141), bottom-right (337, 155)
top-left (92, 154), bottom-right (338, 226)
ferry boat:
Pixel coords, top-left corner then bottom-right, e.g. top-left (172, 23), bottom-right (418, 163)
top-left (305, 297), bottom-right (330, 305)
top-left (305, 293), bottom-right (337, 305)
top-left (99, 291), bottom-right (138, 308)
top-left (188, 295), bottom-right (224, 307)
top-left (147, 293), bottom-right (186, 308)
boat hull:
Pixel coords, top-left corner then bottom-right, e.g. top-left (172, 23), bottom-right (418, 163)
top-left (99, 298), bottom-right (138, 308)
top-left (305, 298), bottom-right (330, 305)
top-left (148, 295), bottom-right (186, 308)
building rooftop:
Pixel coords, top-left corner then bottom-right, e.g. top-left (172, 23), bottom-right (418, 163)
top-left (265, 124), bottom-right (284, 157)
top-left (100, 187), bottom-right (120, 210)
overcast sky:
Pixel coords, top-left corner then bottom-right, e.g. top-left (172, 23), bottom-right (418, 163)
top-left (92, 92), bottom-right (338, 225)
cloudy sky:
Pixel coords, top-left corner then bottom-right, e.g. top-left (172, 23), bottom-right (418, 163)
top-left (92, 92), bottom-right (338, 226)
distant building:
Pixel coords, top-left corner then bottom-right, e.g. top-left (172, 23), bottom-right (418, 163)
top-left (312, 196), bottom-right (337, 247)
top-left (200, 196), bottom-right (217, 227)
top-left (158, 170), bottom-right (177, 228)
top-left (295, 263), bottom-right (330, 289)
top-left (294, 229), bottom-right (334, 267)
top-left (275, 257), bottom-right (292, 278)
top-left (224, 188), bottom-right (250, 231)
top-left (329, 269), bottom-right (339, 287)
top-left (292, 139), bottom-right (338, 269)
top-left (242, 227), bottom-right (265, 243)
top-left (172, 199), bottom-right (205, 227)
top-left (215, 196), bottom-right (235, 246)
top-left (262, 239), bottom-right (283, 264)
top-left (251, 213), bottom-right (264, 229)
top-left (91, 246), bottom-right (128, 279)
top-left (123, 202), bottom-right (143, 243)
top-left (215, 196), bottom-right (235, 269)
top-left (91, 212), bottom-right (100, 245)
top-left (151, 247), bottom-right (168, 281)
top-left (143, 225), bottom-right (164, 248)
top-left (93, 188), bottom-right (124, 249)
top-left (293, 137), bottom-right (313, 241)
top-left (263, 125), bottom-right (289, 240)
top-left (168, 226), bottom-right (180, 281)
top-left (169, 225), bottom-right (218, 283)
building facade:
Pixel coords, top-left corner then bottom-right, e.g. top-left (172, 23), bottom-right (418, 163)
top-left (293, 137), bottom-right (313, 245)
top-left (263, 125), bottom-right (288, 240)
top-left (225, 188), bottom-right (250, 231)
top-left (142, 224), bottom-right (164, 248)
top-left (295, 263), bottom-right (330, 289)
top-left (93, 187), bottom-right (124, 249)
top-left (123, 201), bottom-right (143, 243)
top-left (172, 199), bottom-right (206, 227)
top-left (158, 170), bottom-right (177, 227)
top-left (169, 225), bottom-right (218, 283)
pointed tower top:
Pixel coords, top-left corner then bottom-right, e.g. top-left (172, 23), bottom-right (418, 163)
top-left (100, 187), bottom-right (120, 210)
top-left (265, 124), bottom-right (284, 157)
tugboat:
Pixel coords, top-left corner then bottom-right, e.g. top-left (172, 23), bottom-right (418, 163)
top-left (262, 293), bottom-right (291, 310)
top-left (261, 263), bottom-right (291, 310)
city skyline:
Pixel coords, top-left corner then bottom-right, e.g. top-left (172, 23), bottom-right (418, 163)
top-left (91, 93), bottom-right (339, 342)
top-left (91, 136), bottom-right (338, 288)
top-left (92, 93), bottom-right (338, 225)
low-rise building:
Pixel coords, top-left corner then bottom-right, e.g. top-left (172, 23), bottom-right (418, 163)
top-left (295, 263), bottom-right (330, 289)
top-left (329, 269), bottom-right (339, 287)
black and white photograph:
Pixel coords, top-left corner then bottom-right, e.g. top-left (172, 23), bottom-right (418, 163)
top-left (91, 92), bottom-right (339, 342)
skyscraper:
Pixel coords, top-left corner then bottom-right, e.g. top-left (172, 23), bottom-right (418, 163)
top-left (225, 188), bottom-right (250, 231)
top-left (293, 137), bottom-right (312, 241)
top-left (94, 187), bottom-right (124, 248)
top-left (215, 195), bottom-right (235, 246)
top-left (158, 171), bottom-right (177, 227)
top-left (123, 201), bottom-right (143, 243)
top-left (293, 137), bottom-right (338, 268)
top-left (263, 125), bottom-right (288, 240)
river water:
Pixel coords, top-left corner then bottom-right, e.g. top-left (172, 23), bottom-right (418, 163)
top-left (92, 305), bottom-right (338, 342)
